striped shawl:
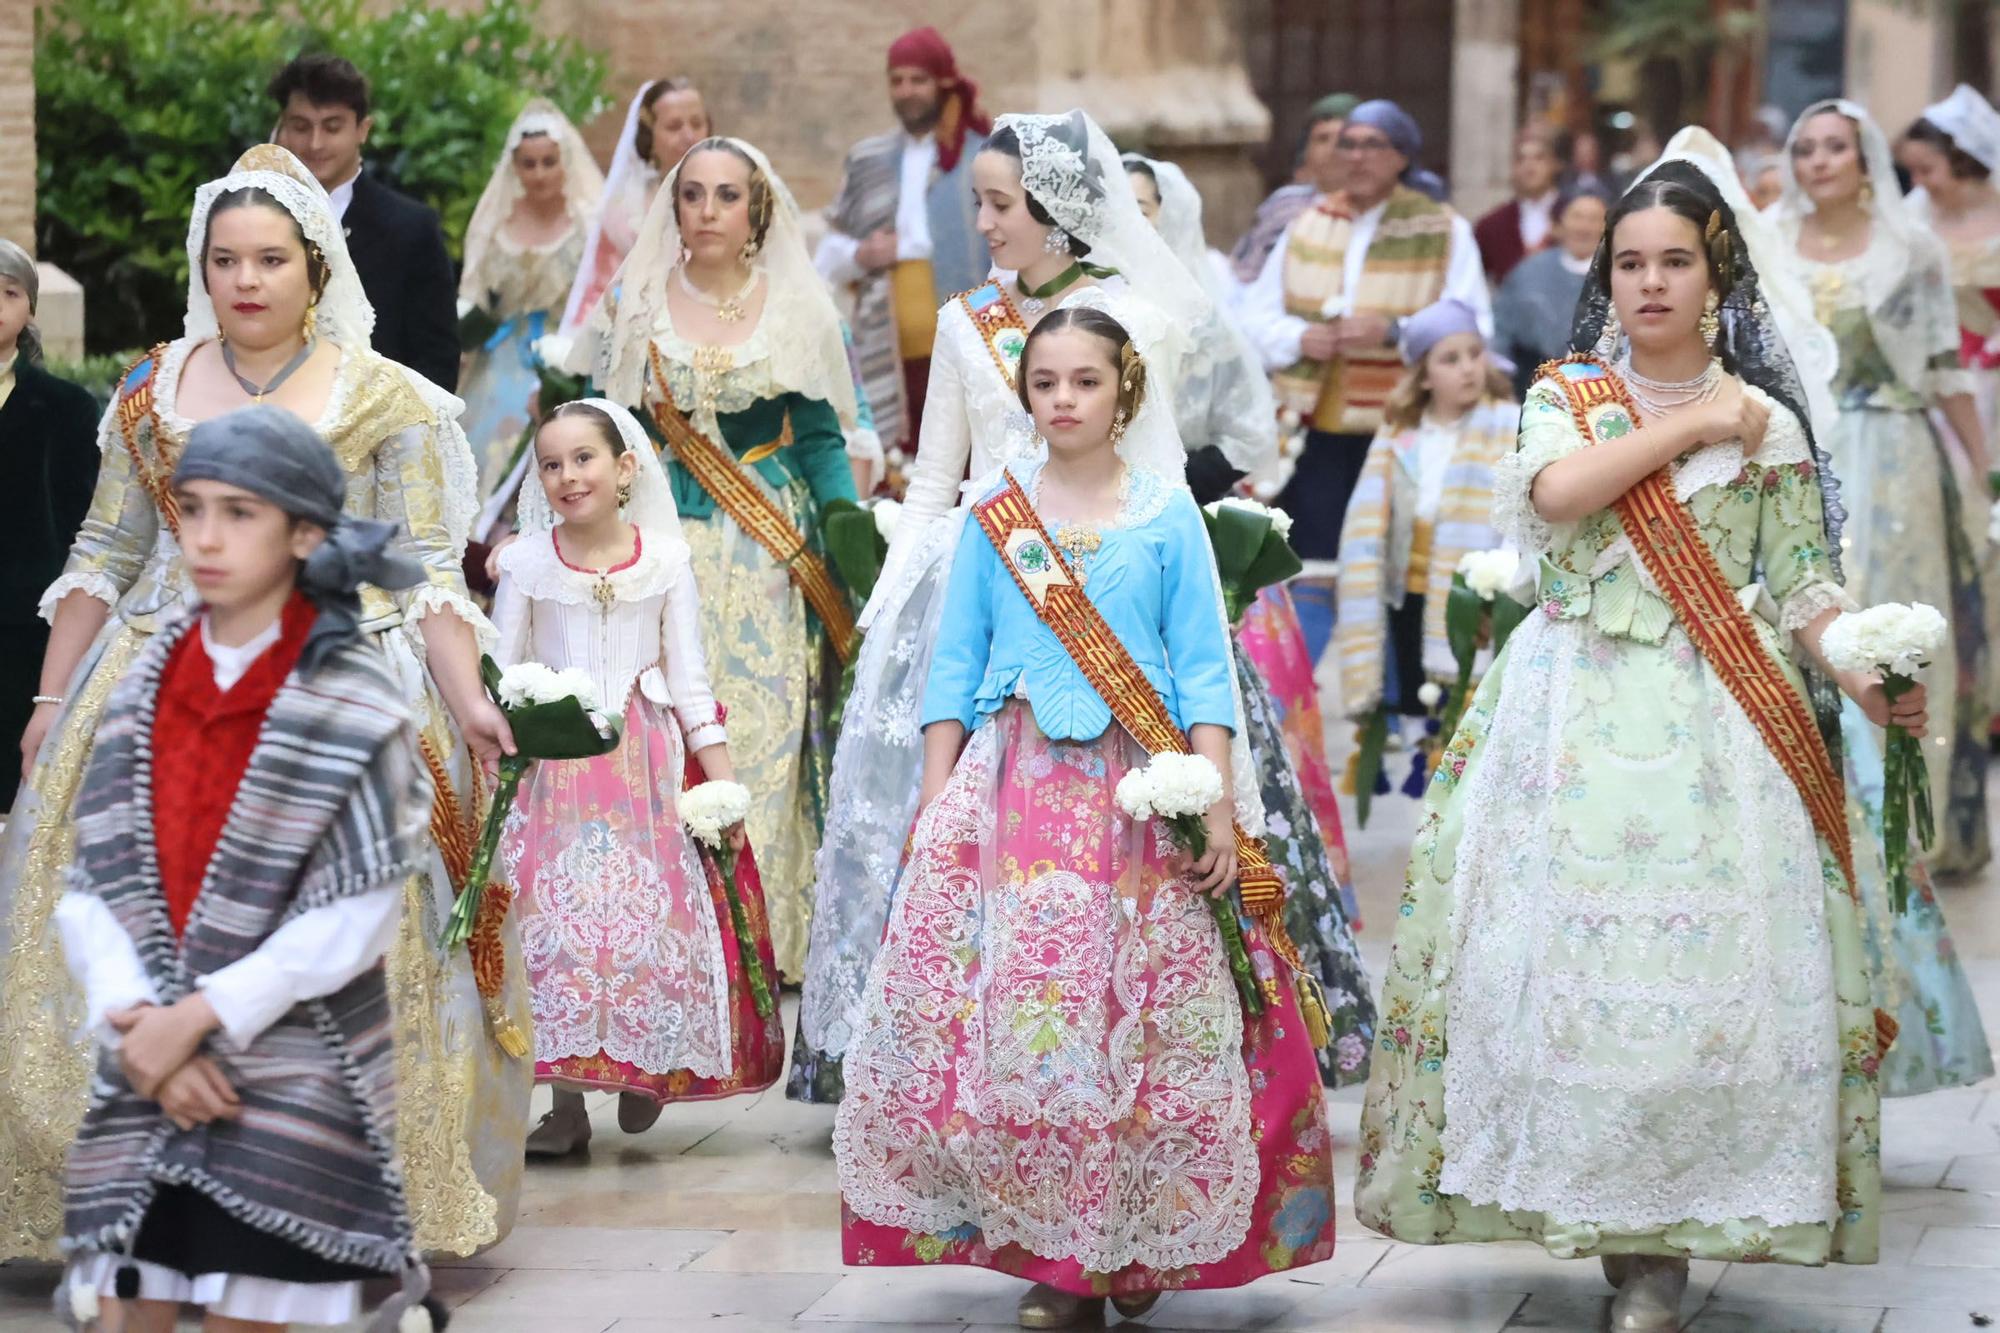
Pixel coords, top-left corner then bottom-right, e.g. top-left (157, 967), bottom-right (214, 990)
top-left (1272, 187), bottom-right (1455, 435)
top-left (62, 612), bottom-right (432, 1276)
top-left (1334, 395), bottom-right (1516, 716)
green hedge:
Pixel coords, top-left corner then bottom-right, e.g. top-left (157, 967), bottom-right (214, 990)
top-left (35, 0), bottom-right (609, 354)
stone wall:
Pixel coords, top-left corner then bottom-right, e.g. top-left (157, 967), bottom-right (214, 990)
top-left (0, 0), bottom-right (36, 253)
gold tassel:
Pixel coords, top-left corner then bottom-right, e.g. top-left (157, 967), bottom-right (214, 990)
top-left (485, 996), bottom-right (530, 1060)
top-left (1296, 974), bottom-right (1334, 1050)
top-left (1338, 747), bottom-right (1360, 796)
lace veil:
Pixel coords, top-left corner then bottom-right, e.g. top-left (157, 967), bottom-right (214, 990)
top-left (514, 396), bottom-right (691, 568)
top-left (1125, 152), bottom-right (1278, 472)
top-left (461, 98), bottom-right (605, 306)
top-left (558, 83), bottom-right (658, 332)
top-left (1769, 100), bottom-right (1915, 312)
top-left (185, 145), bottom-right (374, 349)
top-left (1569, 126), bottom-right (1846, 570)
top-left (571, 136), bottom-right (859, 427)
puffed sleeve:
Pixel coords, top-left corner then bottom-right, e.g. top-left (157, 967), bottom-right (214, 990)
top-left (373, 409), bottom-right (498, 651)
top-left (785, 393), bottom-right (860, 509)
top-left (40, 395), bottom-right (158, 621)
top-left (1158, 492), bottom-right (1237, 732)
top-left (490, 565), bottom-right (532, 669)
top-left (1490, 377), bottom-right (1587, 557)
top-left (1754, 400), bottom-right (1857, 635)
top-left (918, 514), bottom-right (998, 731)
top-left (661, 560), bottom-right (727, 750)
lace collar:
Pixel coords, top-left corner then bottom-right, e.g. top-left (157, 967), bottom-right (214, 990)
top-left (1008, 454), bottom-right (1174, 531)
top-left (499, 525), bottom-right (689, 605)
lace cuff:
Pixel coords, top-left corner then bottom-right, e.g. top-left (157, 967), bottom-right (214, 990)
top-left (1779, 580), bottom-right (1857, 635)
top-left (39, 571), bottom-right (121, 624)
top-left (683, 719), bottom-right (727, 751)
top-left (1928, 366), bottom-right (1981, 402)
top-left (406, 584), bottom-right (500, 653)
top-left (1491, 433), bottom-right (1576, 557)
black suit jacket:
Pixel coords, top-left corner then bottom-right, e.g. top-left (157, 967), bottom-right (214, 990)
top-left (0, 359), bottom-right (100, 626)
top-left (342, 170), bottom-right (460, 392)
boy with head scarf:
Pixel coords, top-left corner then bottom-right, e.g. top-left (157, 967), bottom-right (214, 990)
top-left (54, 405), bottom-right (436, 1333)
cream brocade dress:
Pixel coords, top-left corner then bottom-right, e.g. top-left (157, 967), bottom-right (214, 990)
top-left (0, 340), bottom-right (531, 1260)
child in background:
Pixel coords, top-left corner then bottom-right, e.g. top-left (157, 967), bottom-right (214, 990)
top-left (1334, 299), bottom-right (1515, 764)
top-left (495, 399), bottom-right (782, 1158)
top-left (55, 405), bottom-right (435, 1331)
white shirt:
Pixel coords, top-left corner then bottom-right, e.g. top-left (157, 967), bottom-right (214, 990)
top-left (1408, 412), bottom-right (1465, 522)
top-left (814, 132), bottom-right (936, 285)
top-left (326, 167), bottom-right (362, 222)
top-left (1559, 251), bottom-right (1594, 276)
top-left (1518, 191), bottom-right (1559, 252)
top-left (53, 611), bottom-right (403, 1052)
top-left (1237, 197), bottom-right (1493, 371)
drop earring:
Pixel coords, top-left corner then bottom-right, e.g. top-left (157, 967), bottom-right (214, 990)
top-left (739, 237), bottom-right (759, 265)
top-left (1592, 308), bottom-right (1622, 362)
top-left (1699, 290), bottom-right (1720, 349)
top-left (1108, 407), bottom-right (1129, 445)
top-left (302, 304), bottom-right (318, 341)
top-left (616, 480), bottom-right (633, 508)
top-left (1043, 226), bottom-right (1070, 254)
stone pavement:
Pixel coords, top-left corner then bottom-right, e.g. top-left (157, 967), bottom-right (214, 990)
top-left (3, 738), bottom-right (1997, 1331)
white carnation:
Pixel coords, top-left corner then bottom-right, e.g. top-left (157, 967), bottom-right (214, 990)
top-left (1819, 603), bottom-right (1948, 678)
top-left (1116, 752), bottom-right (1224, 823)
top-left (1456, 548), bottom-right (1520, 601)
top-left (872, 497), bottom-right (903, 542)
top-left (1417, 681), bottom-right (1444, 709)
top-left (70, 1283), bottom-right (99, 1322)
top-left (681, 780), bottom-right (752, 847)
top-left (1205, 495), bottom-right (1294, 541)
top-left (532, 332), bottom-right (576, 371)
top-left (496, 662), bottom-right (600, 711)
top-left (456, 296), bottom-right (476, 320)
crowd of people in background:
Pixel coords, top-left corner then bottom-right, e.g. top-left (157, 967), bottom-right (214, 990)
top-left (4, 27), bottom-right (2000, 1333)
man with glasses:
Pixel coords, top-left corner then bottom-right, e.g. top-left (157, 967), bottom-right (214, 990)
top-left (1239, 99), bottom-right (1490, 660)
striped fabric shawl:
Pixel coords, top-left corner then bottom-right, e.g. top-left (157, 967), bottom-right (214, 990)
top-left (62, 611), bottom-right (431, 1277)
top-left (1334, 396), bottom-right (1516, 717)
top-left (1272, 187), bottom-right (1455, 435)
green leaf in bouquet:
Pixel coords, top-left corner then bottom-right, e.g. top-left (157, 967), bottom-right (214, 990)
top-left (1353, 705), bottom-right (1389, 829)
top-left (821, 499), bottom-right (887, 604)
top-left (535, 363), bottom-right (587, 417)
top-left (1445, 575), bottom-right (1484, 675)
top-left (1490, 591), bottom-right (1531, 657)
top-left (457, 304), bottom-right (502, 351)
top-left (1238, 528), bottom-right (1304, 600)
top-left (1201, 505), bottom-right (1271, 584)
top-left (479, 653), bottom-right (505, 701)
top-left (506, 696), bottom-right (623, 760)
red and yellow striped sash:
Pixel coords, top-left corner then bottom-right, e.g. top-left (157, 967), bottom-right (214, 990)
top-left (117, 344), bottom-right (180, 536)
top-left (957, 282), bottom-right (1030, 389)
top-left (972, 474), bottom-right (1302, 964)
top-left (646, 347), bottom-right (856, 663)
top-left (1548, 357), bottom-right (1856, 891)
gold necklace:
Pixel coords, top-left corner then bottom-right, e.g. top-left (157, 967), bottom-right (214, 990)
top-left (677, 263), bottom-right (758, 322)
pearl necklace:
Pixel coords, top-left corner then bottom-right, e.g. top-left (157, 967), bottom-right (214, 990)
top-left (676, 264), bottom-right (760, 323)
top-left (1621, 356), bottom-right (1723, 420)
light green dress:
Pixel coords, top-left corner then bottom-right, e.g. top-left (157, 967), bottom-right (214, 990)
top-left (1355, 369), bottom-right (1882, 1267)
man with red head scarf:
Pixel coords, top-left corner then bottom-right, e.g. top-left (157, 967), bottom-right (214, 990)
top-left (815, 26), bottom-right (991, 461)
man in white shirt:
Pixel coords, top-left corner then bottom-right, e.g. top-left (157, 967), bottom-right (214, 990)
top-left (815, 26), bottom-right (991, 458)
top-left (1473, 125), bottom-right (1565, 284)
top-left (1235, 99), bottom-right (1490, 659)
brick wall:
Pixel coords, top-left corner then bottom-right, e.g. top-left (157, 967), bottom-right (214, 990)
top-left (0, 0), bottom-right (36, 254)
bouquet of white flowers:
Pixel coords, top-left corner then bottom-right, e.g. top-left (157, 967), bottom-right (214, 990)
top-left (681, 780), bottom-right (770, 1017)
top-left (1821, 602), bottom-right (1947, 912)
top-left (442, 657), bottom-right (623, 968)
top-left (871, 497), bottom-right (903, 543)
top-left (1439, 547), bottom-right (1529, 741)
top-left (1200, 497), bottom-right (1303, 624)
top-left (1115, 752), bottom-right (1262, 1017)
top-left (1456, 548), bottom-right (1520, 601)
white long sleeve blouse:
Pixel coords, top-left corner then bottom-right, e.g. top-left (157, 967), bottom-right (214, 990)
top-left (491, 528), bottom-right (727, 751)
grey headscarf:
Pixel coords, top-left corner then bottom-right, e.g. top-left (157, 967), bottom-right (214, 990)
top-left (0, 238), bottom-right (43, 365)
top-left (174, 405), bottom-right (424, 676)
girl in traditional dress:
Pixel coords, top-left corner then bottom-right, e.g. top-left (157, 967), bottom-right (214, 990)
top-left (1333, 299), bottom-right (1514, 763)
top-left (1904, 86), bottom-right (2000, 448)
top-left (571, 136), bottom-right (861, 987)
top-left (1773, 102), bottom-right (1994, 1094)
top-left (1126, 152), bottom-right (1375, 1083)
top-left (1772, 102), bottom-right (1991, 877)
top-left (559, 78), bottom-right (710, 335)
top-left (55, 405), bottom-right (435, 1332)
top-left (458, 99), bottom-right (603, 499)
top-left (496, 399), bottom-right (782, 1156)
top-left (0, 146), bottom-right (529, 1264)
top-left (800, 111), bottom-right (1370, 1101)
top-left (1356, 130), bottom-right (1911, 1332)
top-left (834, 305), bottom-right (1336, 1329)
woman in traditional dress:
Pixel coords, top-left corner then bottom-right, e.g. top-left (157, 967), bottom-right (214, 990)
top-left (1356, 130), bottom-right (1905, 1332)
top-left (0, 145), bottom-right (530, 1263)
top-left (571, 135), bottom-right (860, 988)
top-left (559, 77), bottom-right (711, 334)
top-left (1773, 102), bottom-right (1991, 877)
top-left (1126, 151), bottom-right (1375, 1083)
top-left (1772, 102), bottom-right (1994, 1094)
top-left (1904, 86), bottom-right (2000, 447)
top-left (835, 305), bottom-right (1336, 1328)
top-left (497, 399), bottom-right (782, 1157)
top-left (458, 99), bottom-right (603, 499)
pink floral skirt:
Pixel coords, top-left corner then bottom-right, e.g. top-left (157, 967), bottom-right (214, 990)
top-left (1238, 586), bottom-right (1350, 884)
top-left (834, 702), bottom-right (1335, 1295)
top-left (502, 693), bottom-right (783, 1104)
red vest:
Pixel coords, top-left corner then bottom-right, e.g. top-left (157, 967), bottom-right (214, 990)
top-left (151, 593), bottom-right (317, 936)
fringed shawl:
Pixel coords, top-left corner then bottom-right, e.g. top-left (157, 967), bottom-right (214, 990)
top-left (1334, 395), bottom-right (1516, 716)
top-left (62, 611), bottom-right (431, 1276)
